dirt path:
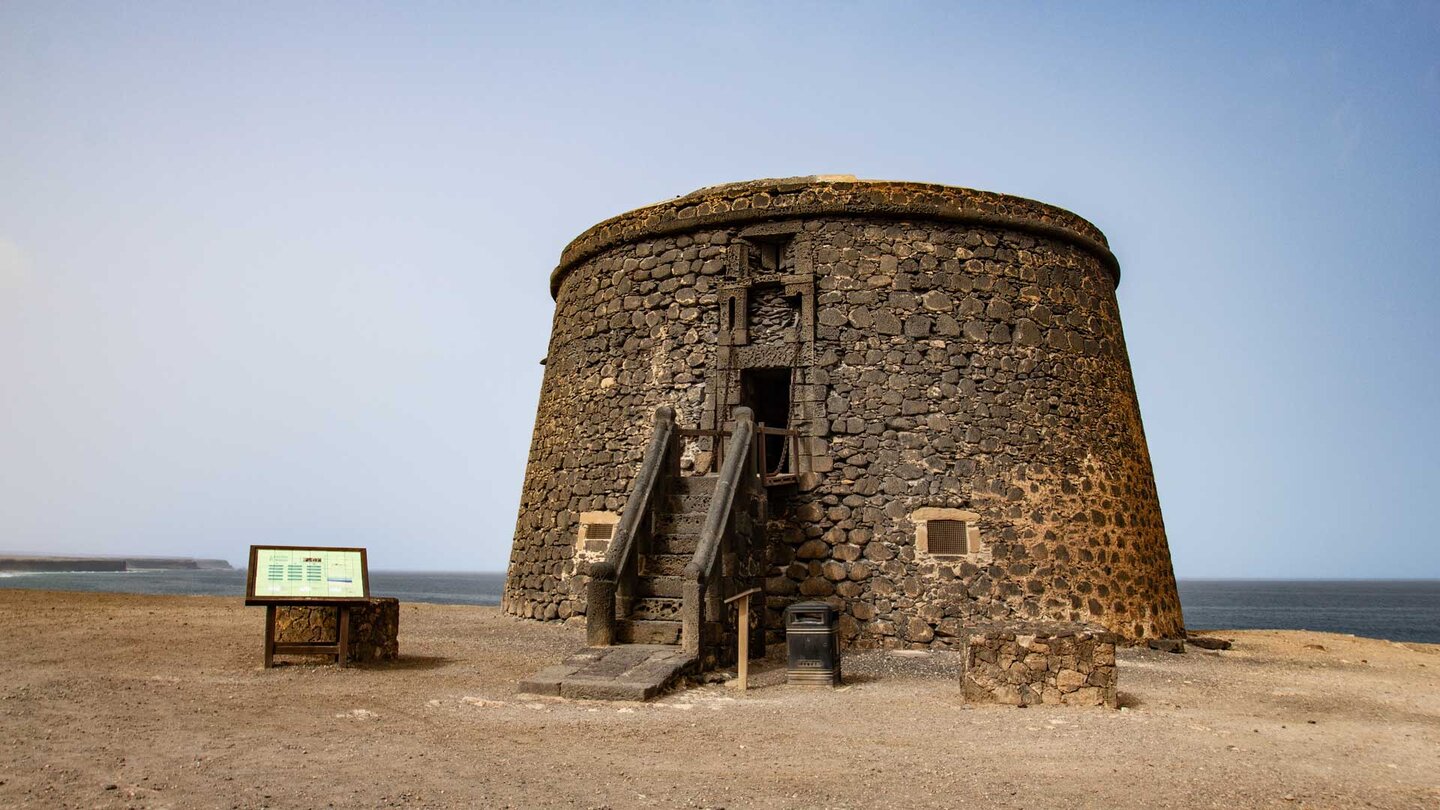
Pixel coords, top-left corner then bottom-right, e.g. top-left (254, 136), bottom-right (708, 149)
top-left (0, 590), bottom-right (1436, 809)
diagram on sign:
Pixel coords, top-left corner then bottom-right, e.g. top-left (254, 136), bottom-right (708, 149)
top-left (251, 548), bottom-right (366, 599)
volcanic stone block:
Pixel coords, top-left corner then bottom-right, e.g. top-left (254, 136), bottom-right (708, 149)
top-left (275, 598), bottom-right (399, 663)
top-left (961, 623), bottom-right (1117, 708)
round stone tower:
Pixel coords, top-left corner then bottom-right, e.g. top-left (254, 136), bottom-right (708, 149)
top-left (505, 176), bottom-right (1184, 646)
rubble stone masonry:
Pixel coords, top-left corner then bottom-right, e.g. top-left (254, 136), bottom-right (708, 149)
top-left (961, 623), bottom-right (1119, 707)
top-left (275, 598), bottom-right (399, 663)
top-left (505, 177), bottom-right (1184, 646)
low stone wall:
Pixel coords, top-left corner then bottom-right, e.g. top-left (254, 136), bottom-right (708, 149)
top-left (275, 598), bottom-right (399, 664)
top-left (961, 623), bottom-right (1117, 708)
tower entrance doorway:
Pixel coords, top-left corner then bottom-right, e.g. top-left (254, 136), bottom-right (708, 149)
top-left (739, 367), bottom-right (791, 475)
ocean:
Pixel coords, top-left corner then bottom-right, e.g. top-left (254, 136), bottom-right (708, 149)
top-left (1176, 579), bottom-right (1440, 644)
top-left (0, 570), bottom-right (1436, 644)
top-left (0, 569), bottom-right (506, 607)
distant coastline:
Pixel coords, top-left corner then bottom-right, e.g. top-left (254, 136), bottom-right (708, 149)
top-left (0, 554), bottom-right (232, 573)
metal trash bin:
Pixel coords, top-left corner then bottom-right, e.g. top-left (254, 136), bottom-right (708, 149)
top-left (785, 601), bottom-right (841, 686)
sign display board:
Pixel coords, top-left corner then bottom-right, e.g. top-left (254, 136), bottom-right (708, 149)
top-left (245, 545), bottom-right (370, 605)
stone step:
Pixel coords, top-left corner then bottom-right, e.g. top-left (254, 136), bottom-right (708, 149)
top-left (663, 493), bottom-right (713, 514)
top-left (635, 575), bottom-right (683, 598)
top-left (653, 512), bottom-right (706, 534)
top-left (630, 596), bottom-right (681, 621)
top-left (617, 620), bottom-right (682, 645)
top-left (671, 475), bottom-right (717, 495)
top-left (518, 643), bottom-right (695, 701)
top-left (639, 553), bottom-right (690, 577)
top-left (649, 533), bottom-right (699, 555)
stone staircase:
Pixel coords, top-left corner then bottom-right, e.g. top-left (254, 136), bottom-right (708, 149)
top-left (617, 475), bottom-right (714, 645)
top-left (519, 476), bottom-right (719, 700)
top-left (519, 406), bottom-right (768, 702)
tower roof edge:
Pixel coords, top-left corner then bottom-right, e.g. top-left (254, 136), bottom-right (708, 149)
top-left (549, 177), bottom-right (1118, 298)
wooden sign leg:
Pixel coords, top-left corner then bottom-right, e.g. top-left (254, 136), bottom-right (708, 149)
top-left (336, 605), bottom-right (350, 667)
top-left (264, 605), bottom-right (276, 669)
top-left (737, 597), bottom-right (749, 691)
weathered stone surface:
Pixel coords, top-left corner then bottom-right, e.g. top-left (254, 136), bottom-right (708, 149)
top-left (505, 177), bottom-right (1184, 649)
top-left (516, 664), bottom-right (580, 696)
top-left (961, 622), bottom-right (1118, 708)
top-left (519, 644), bottom-right (696, 701)
top-left (274, 598), bottom-right (399, 663)
top-left (1056, 668), bottom-right (1087, 692)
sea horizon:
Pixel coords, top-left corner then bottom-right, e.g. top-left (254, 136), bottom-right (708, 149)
top-left (0, 569), bottom-right (1436, 644)
top-left (4, 560), bottom-right (1437, 581)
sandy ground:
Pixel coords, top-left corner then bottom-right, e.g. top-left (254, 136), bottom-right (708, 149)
top-left (0, 591), bottom-right (1437, 809)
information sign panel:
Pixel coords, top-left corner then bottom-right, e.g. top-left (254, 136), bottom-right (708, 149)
top-left (244, 545), bottom-right (370, 605)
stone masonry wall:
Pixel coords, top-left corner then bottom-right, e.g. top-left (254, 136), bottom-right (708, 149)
top-left (275, 598), bottom-right (399, 663)
top-left (762, 218), bottom-right (1182, 646)
top-left (961, 623), bottom-right (1118, 707)
top-left (505, 179), bottom-right (1183, 644)
top-left (505, 230), bottom-right (728, 622)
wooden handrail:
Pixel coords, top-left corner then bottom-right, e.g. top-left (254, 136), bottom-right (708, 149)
top-left (604, 405), bottom-right (676, 580)
top-left (753, 423), bottom-right (802, 482)
top-left (589, 407), bottom-right (787, 651)
top-left (586, 405), bottom-right (676, 646)
top-left (684, 408), bottom-right (755, 584)
top-left (678, 424), bottom-right (800, 482)
top-left (677, 426), bottom-right (729, 470)
top-left (680, 408), bottom-right (758, 654)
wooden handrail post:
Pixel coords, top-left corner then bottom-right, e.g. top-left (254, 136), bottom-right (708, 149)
top-left (738, 599), bottom-right (750, 689)
top-left (724, 587), bottom-right (762, 691)
top-left (337, 605), bottom-right (351, 667)
top-left (756, 422), bottom-right (768, 481)
top-left (263, 605), bottom-right (276, 668)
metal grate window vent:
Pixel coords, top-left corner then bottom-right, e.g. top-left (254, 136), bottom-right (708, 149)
top-left (576, 511), bottom-right (620, 555)
top-left (926, 519), bottom-right (970, 555)
top-left (583, 522), bottom-right (614, 541)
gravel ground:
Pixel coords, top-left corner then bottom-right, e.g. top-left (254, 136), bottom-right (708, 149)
top-left (0, 590), bottom-right (1437, 809)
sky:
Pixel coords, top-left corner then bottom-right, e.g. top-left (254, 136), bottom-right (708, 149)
top-left (1, 2), bottom-right (1436, 577)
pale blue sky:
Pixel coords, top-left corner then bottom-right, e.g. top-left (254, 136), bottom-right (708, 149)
top-left (1, 3), bottom-right (1436, 576)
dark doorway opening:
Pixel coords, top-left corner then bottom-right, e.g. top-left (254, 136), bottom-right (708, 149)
top-left (739, 367), bottom-right (791, 474)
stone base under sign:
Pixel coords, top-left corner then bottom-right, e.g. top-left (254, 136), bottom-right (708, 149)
top-left (961, 623), bottom-right (1117, 708)
top-left (275, 598), bottom-right (399, 664)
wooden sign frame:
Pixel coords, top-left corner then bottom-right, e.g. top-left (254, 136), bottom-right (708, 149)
top-left (244, 545), bottom-right (371, 606)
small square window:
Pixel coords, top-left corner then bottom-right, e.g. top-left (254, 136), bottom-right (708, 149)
top-left (576, 511), bottom-right (620, 556)
top-left (912, 507), bottom-right (983, 559)
top-left (926, 519), bottom-right (969, 555)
